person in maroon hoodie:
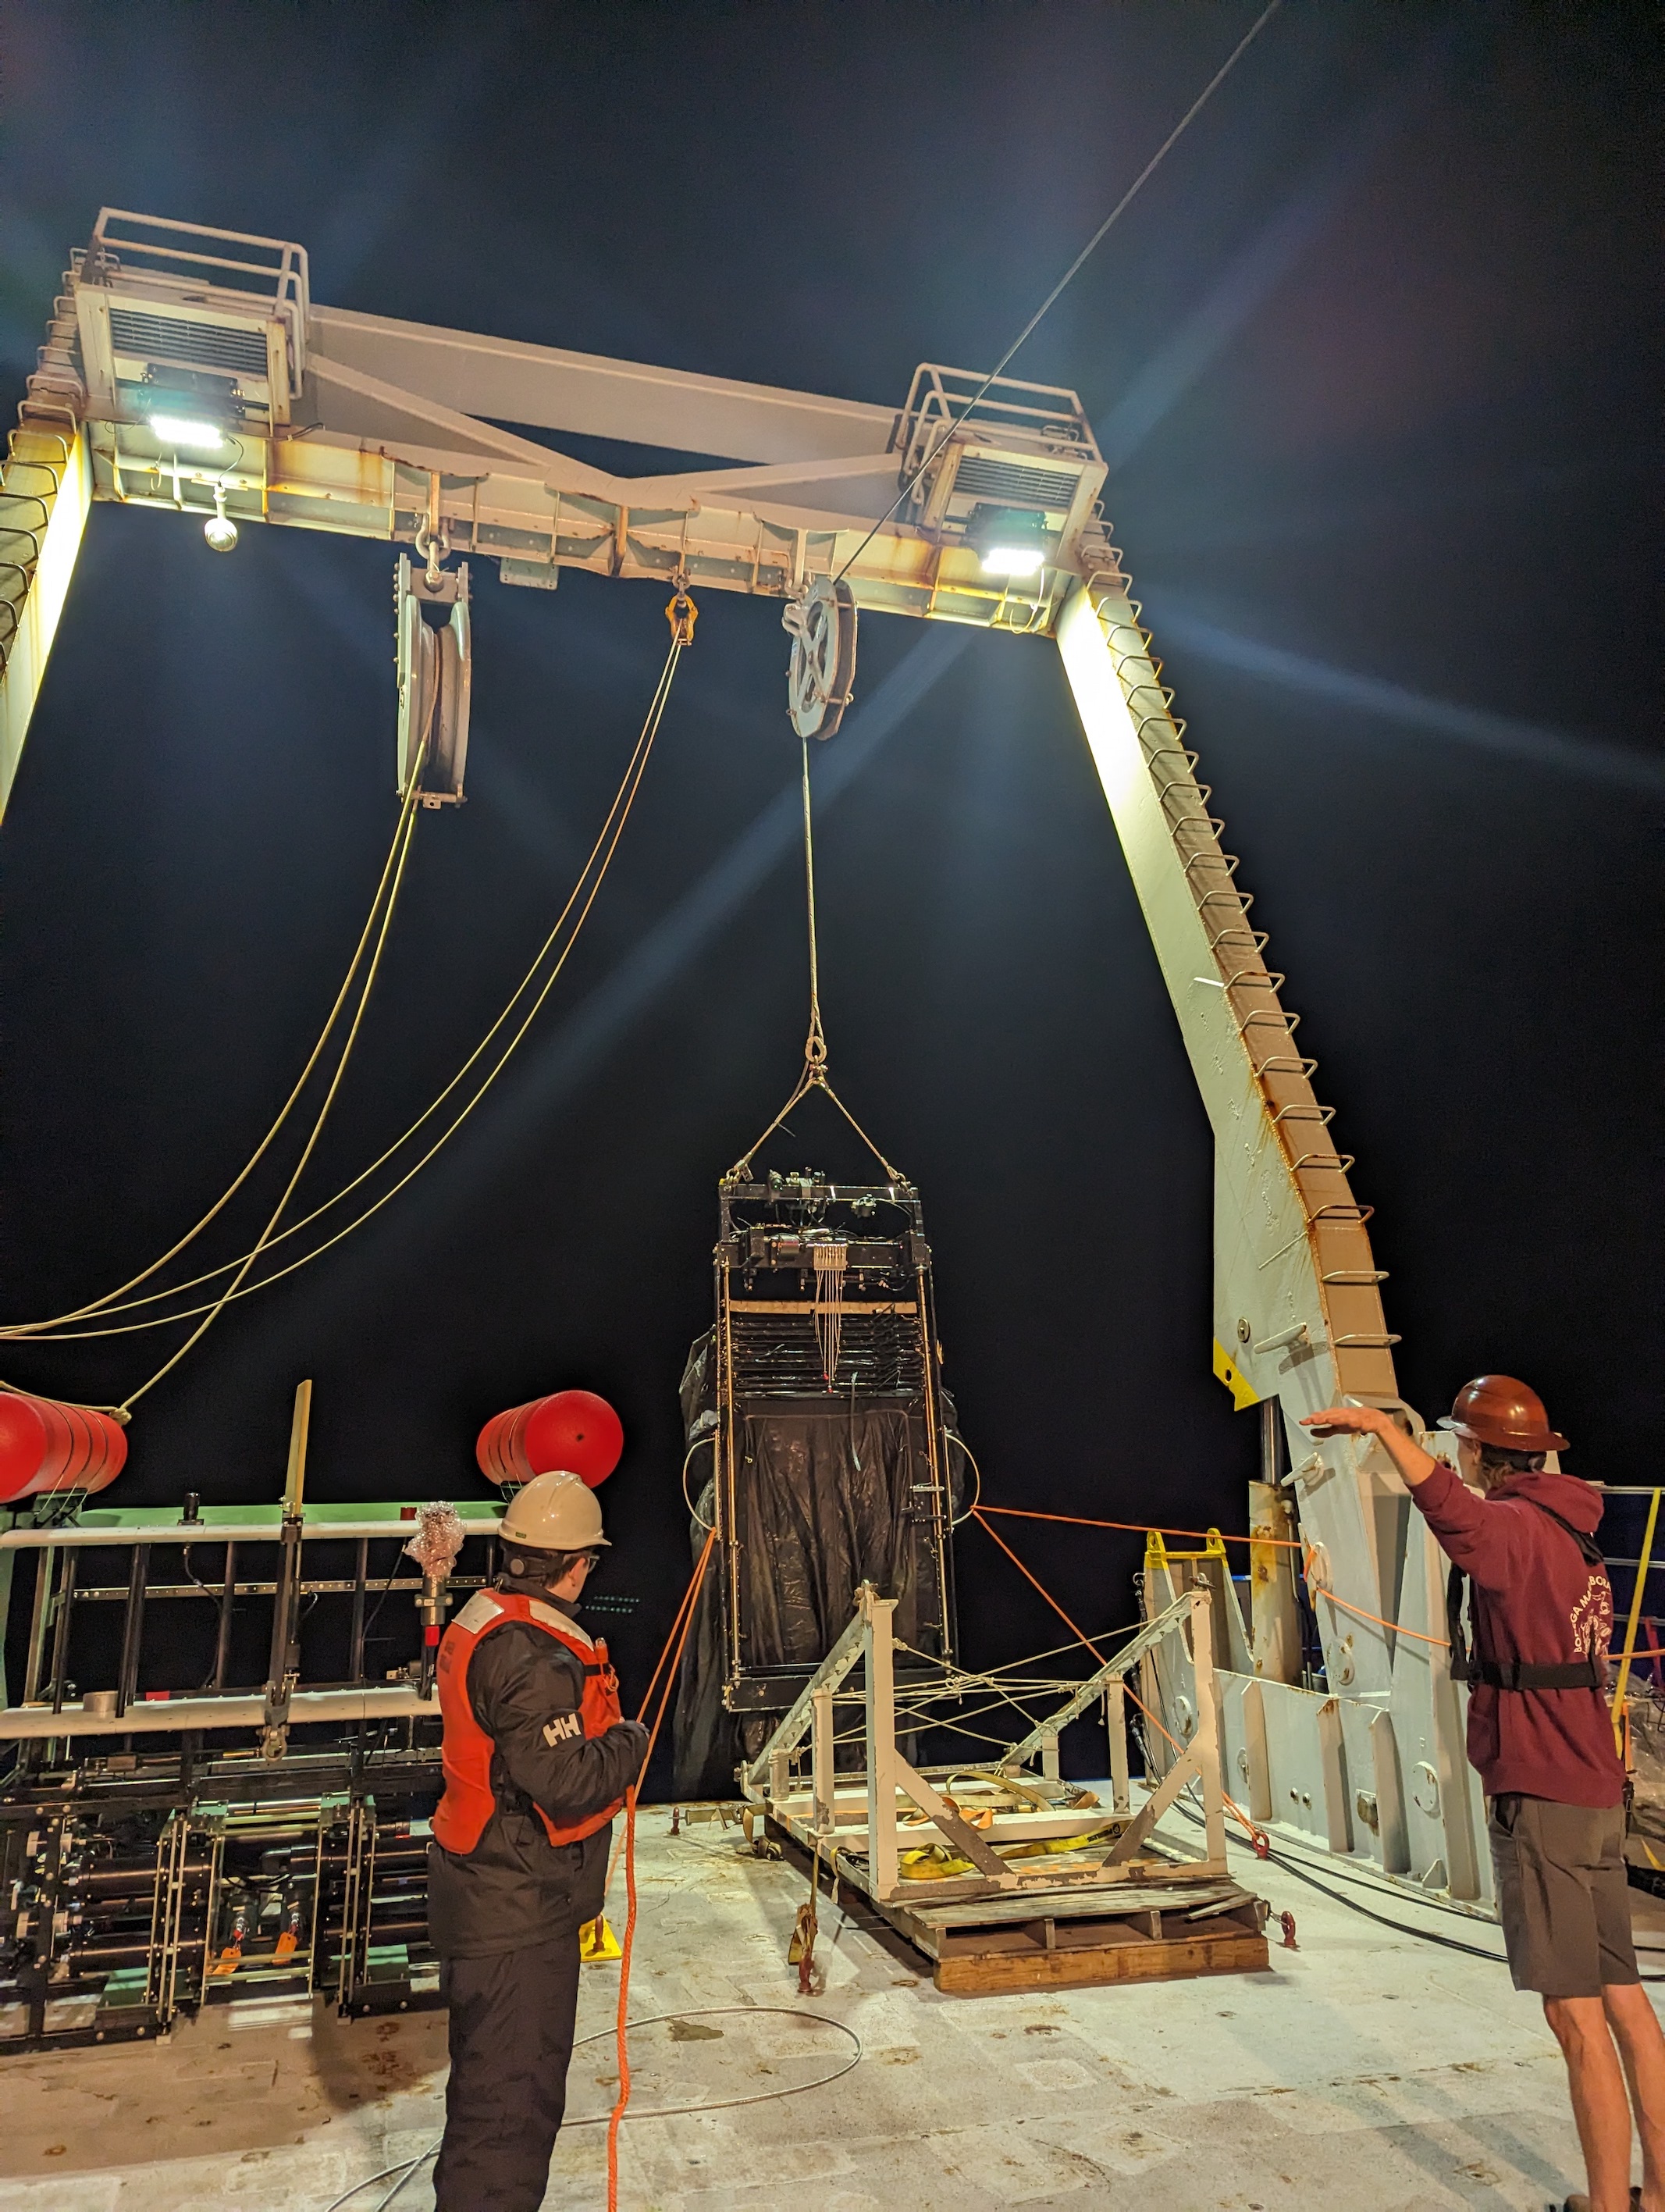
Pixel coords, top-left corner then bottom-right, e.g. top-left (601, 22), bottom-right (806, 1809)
top-left (1304, 1377), bottom-right (1664, 2212)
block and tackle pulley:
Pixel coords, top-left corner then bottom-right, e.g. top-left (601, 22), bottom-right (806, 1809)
top-left (782, 575), bottom-right (857, 740)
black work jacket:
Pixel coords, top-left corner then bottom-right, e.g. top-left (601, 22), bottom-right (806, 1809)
top-left (425, 1590), bottom-right (646, 1960)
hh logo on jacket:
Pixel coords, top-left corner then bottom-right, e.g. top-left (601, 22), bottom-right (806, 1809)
top-left (543, 1712), bottom-right (584, 1747)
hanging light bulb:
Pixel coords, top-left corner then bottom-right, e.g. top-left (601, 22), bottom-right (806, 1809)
top-left (204, 483), bottom-right (238, 554)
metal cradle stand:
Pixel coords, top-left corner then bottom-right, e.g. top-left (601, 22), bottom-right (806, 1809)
top-left (741, 1582), bottom-right (1269, 1994)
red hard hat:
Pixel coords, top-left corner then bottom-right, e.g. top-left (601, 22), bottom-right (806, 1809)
top-left (1438, 1374), bottom-right (1568, 1455)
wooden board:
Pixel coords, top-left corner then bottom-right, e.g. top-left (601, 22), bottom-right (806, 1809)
top-left (910, 1881), bottom-right (1251, 1930)
top-left (932, 1925), bottom-right (1269, 1996)
top-left (884, 1881), bottom-right (1269, 1996)
top-left (767, 1813), bottom-right (1270, 1997)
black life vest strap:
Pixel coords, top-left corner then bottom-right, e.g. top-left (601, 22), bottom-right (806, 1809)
top-left (1445, 1495), bottom-right (1606, 1692)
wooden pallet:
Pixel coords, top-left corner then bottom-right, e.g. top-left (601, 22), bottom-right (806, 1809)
top-left (881, 1877), bottom-right (1270, 1995)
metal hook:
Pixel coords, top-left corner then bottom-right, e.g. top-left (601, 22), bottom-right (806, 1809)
top-left (418, 472), bottom-right (446, 585)
top-left (666, 572), bottom-right (697, 646)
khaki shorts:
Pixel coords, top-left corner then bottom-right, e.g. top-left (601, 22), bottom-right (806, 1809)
top-left (1489, 1793), bottom-right (1637, 1998)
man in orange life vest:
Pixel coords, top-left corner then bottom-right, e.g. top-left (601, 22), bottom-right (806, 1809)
top-left (427, 1469), bottom-right (648, 2212)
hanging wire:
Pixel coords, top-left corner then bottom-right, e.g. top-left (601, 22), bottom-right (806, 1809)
top-left (799, 736), bottom-right (827, 1073)
top-left (726, 736), bottom-right (901, 1184)
top-left (4, 690), bottom-right (437, 1341)
top-left (117, 770), bottom-right (425, 1411)
top-left (3, 634), bottom-right (687, 1349)
top-left (832, 0), bottom-right (1283, 589)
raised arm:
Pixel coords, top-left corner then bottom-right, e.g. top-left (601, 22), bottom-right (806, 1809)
top-left (1302, 1402), bottom-right (1440, 1487)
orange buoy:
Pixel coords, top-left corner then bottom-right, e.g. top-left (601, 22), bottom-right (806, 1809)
top-left (476, 1389), bottom-right (623, 1490)
top-left (0, 1390), bottom-right (127, 1504)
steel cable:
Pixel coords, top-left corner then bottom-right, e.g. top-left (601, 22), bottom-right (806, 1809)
top-left (5, 636), bottom-right (685, 1347)
top-left (317, 2010), bottom-right (863, 2211)
top-left (726, 730), bottom-right (901, 1183)
top-left (3, 693), bottom-right (435, 1341)
top-left (831, 0), bottom-right (1283, 588)
top-left (116, 787), bottom-right (423, 1411)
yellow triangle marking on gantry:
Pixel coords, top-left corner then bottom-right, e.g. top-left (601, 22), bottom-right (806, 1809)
top-left (1212, 1338), bottom-right (1261, 1411)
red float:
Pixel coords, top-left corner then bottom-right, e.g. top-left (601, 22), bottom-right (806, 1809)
top-left (0, 1390), bottom-right (127, 1504)
top-left (475, 1389), bottom-right (624, 1490)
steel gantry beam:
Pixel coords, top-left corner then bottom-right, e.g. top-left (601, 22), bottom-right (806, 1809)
top-left (0, 209), bottom-right (1112, 804)
top-left (3, 210), bottom-right (1486, 1911)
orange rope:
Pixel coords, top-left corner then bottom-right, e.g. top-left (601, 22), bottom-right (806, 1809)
top-left (633, 1530), bottom-right (716, 1723)
top-left (1306, 1572), bottom-right (1448, 1648)
top-left (607, 1803), bottom-right (639, 2212)
top-left (1117, 1676), bottom-right (1268, 1852)
top-left (970, 1508), bottom-right (1268, 1850)
top-left (971, 1509), bottom-right (1108, 1665)
top-left (606, 1531), bottom-right (715, 2212)
top-left (979, 1502), bottom-right (1448, 1644)
top-left (980, 1502), bottom-right (1304, 1551)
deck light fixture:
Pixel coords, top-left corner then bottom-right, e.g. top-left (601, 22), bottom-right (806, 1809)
top-left (965, 504), bottom-right (1051, 579)
top-left (148, 413), bottom-right (227, 454)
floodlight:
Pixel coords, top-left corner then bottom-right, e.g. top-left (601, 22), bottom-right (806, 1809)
top-left (149, 414), bottom-right (226, 453)
top-left (965, 504), bottom-right (1051, 579)
top-left (204, 484), bottom-right (238, 554)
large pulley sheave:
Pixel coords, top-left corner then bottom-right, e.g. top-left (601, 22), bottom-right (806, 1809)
top-left (396, 552), bottom-right (471, 805)
top-left (783, 576), bottom-right (858, 740)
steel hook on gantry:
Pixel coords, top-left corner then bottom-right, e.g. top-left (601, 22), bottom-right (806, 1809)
top-left (666, 572), bottom-right (698, 646)
top-left (414, 522), bottom-right (450, 589)
top-left (415, 469), bottom-right (449, 587)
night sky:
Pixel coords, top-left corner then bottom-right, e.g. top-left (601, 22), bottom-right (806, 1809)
top-left (1, 2), bottom-right (1658, 1758)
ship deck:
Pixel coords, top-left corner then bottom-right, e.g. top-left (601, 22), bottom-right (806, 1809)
top-left (2, 1790), bottom-right (1660, 2211)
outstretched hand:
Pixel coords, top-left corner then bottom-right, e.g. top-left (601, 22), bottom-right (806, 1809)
top-left (1300, 1402), bottom-right (1438, 1488)
top-left (1301, 1404), bottom-right (1389, 1440)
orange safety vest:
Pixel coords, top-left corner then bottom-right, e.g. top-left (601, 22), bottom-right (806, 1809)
top-left (432, 1588), bottom-right (625, 1854)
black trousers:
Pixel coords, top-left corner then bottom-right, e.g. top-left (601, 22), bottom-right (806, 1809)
top-left (432, 1932), bottom-right (582, 2212)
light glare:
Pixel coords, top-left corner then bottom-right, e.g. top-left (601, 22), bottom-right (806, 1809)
top-left (980, 545), bottom-right (1046, 579)
top-left (148, 414), bottom-right (226, 452)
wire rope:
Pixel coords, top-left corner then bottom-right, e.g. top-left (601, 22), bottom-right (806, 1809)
top-left (1160, 1792), bottom-right (1622, 1972)
top-left (2, 689), bottom-right (436, 1341)
top-left (316, 2009), bottom-right (863, 2212)
top-left (681, 1431), bottom-right (717, 1530)
top-left (727, 732), bottom-right (900, 1183)
top-left (6, 636), bottom-right (685, 1347)
top-left (120, 782), bottom-right (423, 1411)
top-left (947, 1430), bottom-right (983, 1526)
top-left (799, 733), bottom-right (826, 1074)
top-left (832, 0), bottom-right (1283, 587)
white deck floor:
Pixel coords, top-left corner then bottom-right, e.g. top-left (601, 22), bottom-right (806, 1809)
top-left (2, 1793), bottom-right (1660, 2211)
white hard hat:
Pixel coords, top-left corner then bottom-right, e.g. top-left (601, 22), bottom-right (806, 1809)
top-left (499, 1469), bottom-right (608, 1554)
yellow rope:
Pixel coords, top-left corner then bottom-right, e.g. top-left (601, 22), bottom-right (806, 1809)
top-left (1613, 1487), bottom-right (1660, 1752)
top-left (118, 782), bottom-right (423, 1411)
top-left (7, 638), bottom-right (685, 1347)
top-left (3, 696), bottom-right (434, 1338)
